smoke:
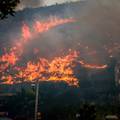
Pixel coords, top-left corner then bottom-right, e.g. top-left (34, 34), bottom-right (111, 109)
top-left (60, 0), bottom-right (120, 63)
top-left (1, 0), bottom-right (120, 65)
top-left (16, 0), bottom-right (120, 64)
top-left (44, 0), bottom-right (79, 6)
top-left (17, 0), bottom-right (43, 10)
top-left (17, 0), bottom-right (80, 10)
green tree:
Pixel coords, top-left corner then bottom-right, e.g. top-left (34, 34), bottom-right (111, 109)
top-left (0, 0), bottom-right (20, 19)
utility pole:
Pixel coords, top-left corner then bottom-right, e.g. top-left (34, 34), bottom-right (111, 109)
top-left (35, 80), bottom-right (39, 120)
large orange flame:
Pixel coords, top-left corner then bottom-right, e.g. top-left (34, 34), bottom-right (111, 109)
top-left (14, 51), bottom-right (78, 86)
top-left (0, 17), bottom-right (76, 85)
top-left (21, 17), bottom-right (75, 43)
top-left (0, 16), bottom-right (108, 86)
top-left (0, 17), bottom-right (75, 73)
top-left (1, 75), bottom-right (13, 85)
top-left (1, 49), bottom-right (108, 86)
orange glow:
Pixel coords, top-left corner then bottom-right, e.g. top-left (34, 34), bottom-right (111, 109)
top-left (47, 51), bottom-right (78, 86)
top-left (2, 75), bottom-right (13, 85)
top-left (15, 51), bottom-right (79, 86)
top-left (79, 60), bottom-right (107, 69)
top-left (0, 49), bottom-right (108, 85)
top-left (1, 52), bottom-right (18, 65)
top-left (0, 16), bottom-right (109, 86)
top-left (0, 63), bottom-right (9, 72)
top-left (0, 50), bottom-right (19, 72)
top-left (21, 17), bottom-right (75, 43)
top-left (34, 17), bottom-right (75, 33)
top-left (0, 16), bottom-right (75, 76)
top-left (22, 23), bottom-right (31, 41)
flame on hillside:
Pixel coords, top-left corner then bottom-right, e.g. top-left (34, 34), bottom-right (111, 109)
top-left (0, 17), bottom-right (77, 86)
top-left (0, 16), bottom-right (108, 86)
top-left (79, 61), bottom-right (107, 69)
top-left (3, 51), bottom-right (78, 86)
top-left (0, 17), bottom-right (75, 73)
top-left (1, 50), bottom-right (108, 86)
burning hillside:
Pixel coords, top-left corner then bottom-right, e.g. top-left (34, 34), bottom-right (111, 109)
top-left (1, 0), bottom-right (120, 86)
top-left (0, 16), bottom-right (79, 85)
top-left (0, 15), bottom-right (110, 86)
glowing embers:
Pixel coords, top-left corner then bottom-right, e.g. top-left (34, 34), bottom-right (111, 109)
top-left (22, 23), bottom-right (31, 41)
top-left (0, 16), bottom-right (109, 86)
top-left (0, 16), bottom-right (76, 85)
top-left (22, 17), bottom-right (76, 42)
top-left (0, 49), bottom-right (108, 85)
top-left (0, 17), bottom-right (75, 69)
top-left (34, 17), bottom-right (75, 33)
top-left (1, 75), bottom-right (13, 85)
top-left (1, 51), bottom-right (18, 65)
top-left (47, 51), bottom-right (78, 86)
top-left (79, 60), bottom-right (107, 69)
top-left (16, 51), bottom-right (79, 86)
top-left (0, 50), bottom-right (19, 73)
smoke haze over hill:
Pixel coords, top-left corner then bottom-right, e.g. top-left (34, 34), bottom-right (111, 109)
top-left (17, 0), bottom-right (80, 10)
top-left (0, 0), bottom-right (120, 66)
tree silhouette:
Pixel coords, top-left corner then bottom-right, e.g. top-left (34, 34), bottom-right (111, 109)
top-left (78, 104), bottom-right (96, 120)
top-left (0, 0), bottom-right (20, 20)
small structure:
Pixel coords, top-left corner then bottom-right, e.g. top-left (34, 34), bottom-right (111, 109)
top-left (105, 115), bottom-right (119, 120)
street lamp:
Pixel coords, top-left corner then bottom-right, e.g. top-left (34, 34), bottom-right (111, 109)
top-left (35, 80), bottom-right (39, 120)
top-left (31, 80), bottom-right (39, 120)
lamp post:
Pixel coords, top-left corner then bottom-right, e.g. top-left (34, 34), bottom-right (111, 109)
top-left (34, 80), bottom-right (39, 120)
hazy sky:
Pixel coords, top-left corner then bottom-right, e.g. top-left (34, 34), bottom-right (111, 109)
top-left (44, 0), bottom-right (79, 5)
top-left (17, 0), bottom-right (80, 10)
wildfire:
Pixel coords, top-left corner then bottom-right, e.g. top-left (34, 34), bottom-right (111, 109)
top-left (0, 50), bottom-right (108, 86)
top-left (79, 60), bottom-right (107, 69)
top-left (22, 23), bottom-right (31, 41)
top-left (1, 51), bottom-right (18, 65)
top-left (47, 51), bottom-right (78, 86)
top-left (34, 17), bottom-right (75, 33)
top-left (0, 16), bottom-right (109, 86)
top-left (0, 16), bottom-right (75, 74)
top-left (15, 51), bottom-right (79, 86)
top-left (0, 49), bottom-right (19, 72)
top-left (1, 75), bottom-right (13, 85)
top-left (22, 17), bottom-right (75, 43)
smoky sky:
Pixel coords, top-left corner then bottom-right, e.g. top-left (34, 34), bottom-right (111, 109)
top-left (44, 0), bottom-right (79, 6)
top-left (17, 0), bottom-right (43, 10)
top-left (17, 0), bottom-right (79, 10)
top-left (1, 0), bottom-right (120, 64)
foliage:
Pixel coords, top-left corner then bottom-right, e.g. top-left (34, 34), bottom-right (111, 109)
top-left (4, 88), bottom-right (35, 119)
top-left (78, 103), bottom-right (97, 120)
top-left (0, 0), bottom-right (20, 19)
